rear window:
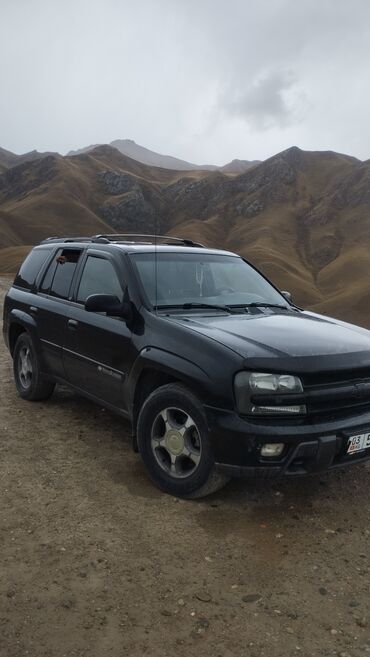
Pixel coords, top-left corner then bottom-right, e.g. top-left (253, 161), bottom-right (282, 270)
top-left (14, 248), bottom-right (53, 291)
top-left (40, 249), bottom-right (82, 300)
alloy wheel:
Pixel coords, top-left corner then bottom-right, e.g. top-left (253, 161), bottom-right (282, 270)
top-left (151, 407), bottom-right (201, 478)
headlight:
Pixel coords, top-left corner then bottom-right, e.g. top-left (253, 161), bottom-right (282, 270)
top-left (248, 372), bottom-right (303, 393)
top-left (234, 371), bottom-right (306, 416)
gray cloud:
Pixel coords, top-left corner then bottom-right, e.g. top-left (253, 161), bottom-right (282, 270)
top-left (0, 0), bottom-right (370, 163)
top-left (223, 71), bottom-right (299, 130)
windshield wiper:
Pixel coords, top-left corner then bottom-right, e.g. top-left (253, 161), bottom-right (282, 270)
top-left (230, 302), bottom-right (289, 310)
top-left (155, 302), bottom-right (234, 313)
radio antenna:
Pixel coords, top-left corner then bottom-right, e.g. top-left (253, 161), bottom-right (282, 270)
top-left (154, 212), bottom-right (158, 315)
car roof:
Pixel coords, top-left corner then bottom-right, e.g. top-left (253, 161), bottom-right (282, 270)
top-left (37, 235), bottom-right (238, 258)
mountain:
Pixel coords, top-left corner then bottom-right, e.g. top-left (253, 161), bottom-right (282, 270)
top-left (1, 144), bottom-right (370, 328)
top-left (68, 139), bottom-right (258, 173)
top-left (0, 146), bottom-right (58, 170)
top-left (221, 158), bottom-right (260, 173)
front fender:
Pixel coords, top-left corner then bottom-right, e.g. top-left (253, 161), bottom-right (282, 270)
top-left (125, 346), bottom-right (212, 413)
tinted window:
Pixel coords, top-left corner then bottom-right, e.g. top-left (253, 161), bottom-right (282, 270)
top-left (77, 257), bottom-right (123, 304)
top-left (49, 249), bottom-right (82, 300)
top-left (40, 256), bottom-right (58, 294)
top-left (131, 252), bottom-right (287, 307)
top-left (14, 248), bottom-right (53, 291)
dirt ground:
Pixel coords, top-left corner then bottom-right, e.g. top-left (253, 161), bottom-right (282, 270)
top-left (1, 276), bottom-right (370, 657)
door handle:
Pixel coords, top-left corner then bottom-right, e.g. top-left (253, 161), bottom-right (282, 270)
top-left (29, 306), bottom-right (38, 315)
top-left (68, 319), bottom-right (78, 330)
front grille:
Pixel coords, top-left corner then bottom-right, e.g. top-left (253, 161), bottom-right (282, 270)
top-left (304, 373), bottom-right (370, 419)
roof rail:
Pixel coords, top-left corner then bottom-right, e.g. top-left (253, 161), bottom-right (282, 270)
top-left (91, 234), bottom-right (205, 247)
top-left (41, 234), bottom-right (205, 247)
top-left (41, 236), bottom-right (92, 244)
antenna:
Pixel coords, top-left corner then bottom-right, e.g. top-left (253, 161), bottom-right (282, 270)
top-left (154, 215), bottom-right (158, 314)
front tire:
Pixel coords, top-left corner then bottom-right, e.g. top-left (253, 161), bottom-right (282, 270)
top-left (137, 383), bottom-right (229, 498)
top-left (13, 333), bottom-right (55, 401)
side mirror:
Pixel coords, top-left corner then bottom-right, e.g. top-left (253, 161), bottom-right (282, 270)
top-left (281, 290), bottom-right (292, 303)
top-left (85, 294), bottom-right (132, 321)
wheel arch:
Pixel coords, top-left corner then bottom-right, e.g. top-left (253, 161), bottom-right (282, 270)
top-left (127, 348), bottom-right (211, 442)
top-left (7, 309), bottom-right (43, 364)
top-left (9, 322), bottom-right (28, 356)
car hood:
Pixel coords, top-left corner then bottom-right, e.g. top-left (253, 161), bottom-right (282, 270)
top-left (168, 309), bottom-right (370, 368)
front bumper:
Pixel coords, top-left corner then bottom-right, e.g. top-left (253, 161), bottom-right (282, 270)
top-left (204, 405), bottom-right (370, 478)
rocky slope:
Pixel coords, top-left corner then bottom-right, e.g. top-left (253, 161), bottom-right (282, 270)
top-left (1, 144), bottom-right (370, 327)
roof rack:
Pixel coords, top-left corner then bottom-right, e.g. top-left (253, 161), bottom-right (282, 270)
top-left (92, 234), bottom-right (205, 247)
top-left (42, 236), bottom-right (92, 244)
top-left (41, 234), bottom-right (205, 247)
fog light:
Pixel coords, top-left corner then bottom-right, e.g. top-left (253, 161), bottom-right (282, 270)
top-left (261, 443), bottom-right (284, 457)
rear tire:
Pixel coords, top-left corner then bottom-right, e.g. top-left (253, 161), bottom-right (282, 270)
top-left (13, 333), bottom-right (55, 401)
top-left (137, 383), bottom-right (229, 498)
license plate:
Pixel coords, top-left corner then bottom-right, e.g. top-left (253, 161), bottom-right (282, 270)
top-left (347, 432), bottom-right (370, 454)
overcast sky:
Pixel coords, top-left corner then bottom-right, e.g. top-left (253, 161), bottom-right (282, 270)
top-left (1, 0), bottom-right (370, 164)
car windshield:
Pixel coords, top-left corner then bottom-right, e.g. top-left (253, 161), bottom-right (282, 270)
top-left (130, 252), bottom-right (288, 309)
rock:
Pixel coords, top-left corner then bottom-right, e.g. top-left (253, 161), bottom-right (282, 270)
top-left (287, 612), bottom-right (299, 620)
top-left (286, 627), bottom-right (294, 634)
top-left (319, 587), bottom-right (328, 595)
top-left (177, 598), bottom-right (186, 606)
top-left (99, 190), bottom-right (156, 232)
top-left (196, 617), bottom-right (210, 629)
top-left (61, 598), bottom-right (74, 609)
top-left (235, 198), bottom-right (264, 218)
top-left (330, 628), bottom-right (338, 635)
top-left (356, 617), bottom-right (367, 628)
top-left (160, 609), bottom-right (172, 617)
top-left (78, 570), bottom-right (88, 578)
top-left (242, 594), bottom-right (262, 603)
top-left (98, 170), bottom-right (138, 195)
top-left (195, 591), bottom-right (211, 603)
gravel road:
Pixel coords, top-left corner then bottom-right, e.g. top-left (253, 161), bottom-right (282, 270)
top-left (1, 276), bottom-right (370, 657)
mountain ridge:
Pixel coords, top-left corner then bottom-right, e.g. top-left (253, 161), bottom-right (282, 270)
top-left (68, 138), bottom-right (260, 173)
top-left (1, 143), bottom-right (370, 328)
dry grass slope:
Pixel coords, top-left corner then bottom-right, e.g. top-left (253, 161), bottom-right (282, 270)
top-left (1, 144), bottom-right (370, 327)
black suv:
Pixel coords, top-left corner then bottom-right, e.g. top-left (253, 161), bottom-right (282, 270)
top-left (4, 233), bottom-right (370, 497)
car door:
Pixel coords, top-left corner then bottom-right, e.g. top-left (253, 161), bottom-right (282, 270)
top-left (35, 247), bottom-right (84, 378)
top-left (63, 251), bottom-right (133, 410)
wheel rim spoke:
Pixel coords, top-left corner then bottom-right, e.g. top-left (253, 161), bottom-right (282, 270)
top-left (183, 445), bottom-right (200, 465)
top-left (169, 453), bottom-right (179, 475)
top-left (18, 347), bottom-right (33, 387)
top-left (152, 435), bottom-right (167, 448)
top-left (178, 414), bottom-right (195, 436)
top-left (160, 409), bottom-right (173, 432)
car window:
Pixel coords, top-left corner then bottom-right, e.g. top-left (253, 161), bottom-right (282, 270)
top-left (14, 247), bottom-right (53, 291)
top-left (39, 256), bottom-right (59, 294)
top-left (47, 249), bottom-right (82, 300)
top-left (131, 252), bottom-right (286, 307)
top-left (76, 256), bottom-right (123, 304)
